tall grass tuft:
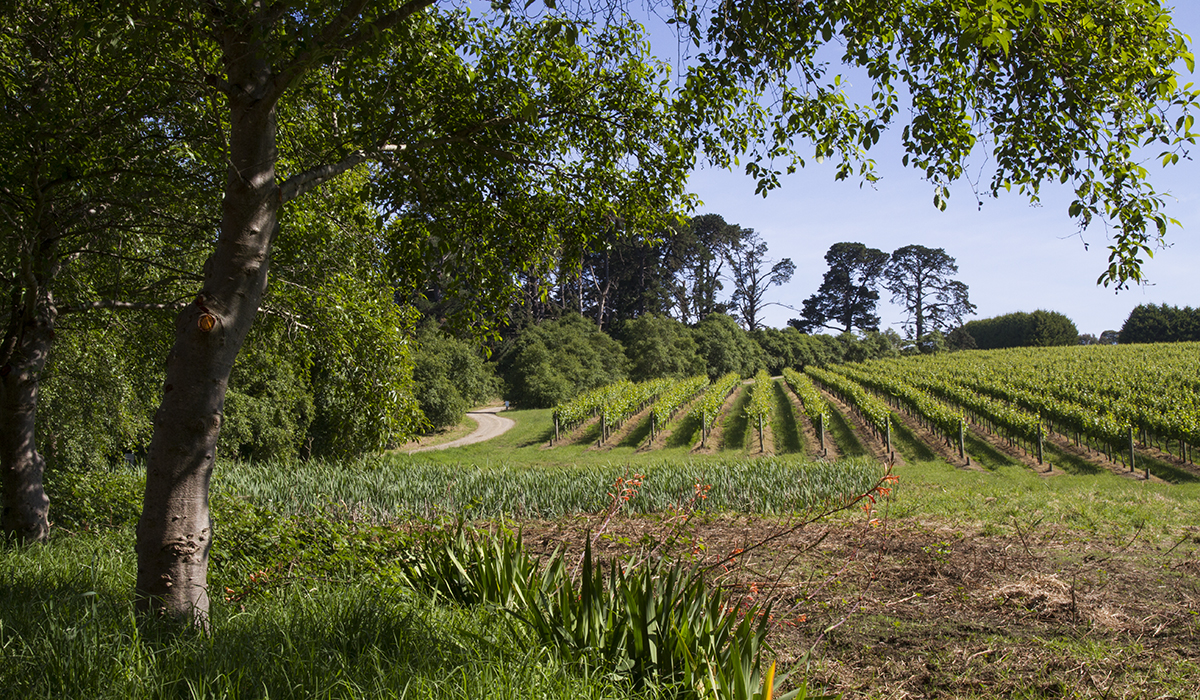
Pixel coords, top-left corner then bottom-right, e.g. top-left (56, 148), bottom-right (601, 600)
top-left (399, 527), bottom-right (827, 700)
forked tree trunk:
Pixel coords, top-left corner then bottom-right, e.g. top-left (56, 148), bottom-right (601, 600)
top-left (0, 300), bottom-right (55, 544)
top-left (135, 49), bottom-right (279, 621)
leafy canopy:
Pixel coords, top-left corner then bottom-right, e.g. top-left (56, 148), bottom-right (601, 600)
top-left (671, 0), bottom-right (1197, 287)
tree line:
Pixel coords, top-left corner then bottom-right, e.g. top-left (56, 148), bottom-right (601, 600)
top-left (789, 242), bottom-right (977, 349)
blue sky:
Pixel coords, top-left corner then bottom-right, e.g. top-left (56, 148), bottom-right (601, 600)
top-left (658, 4), bottom-right (1200, 336)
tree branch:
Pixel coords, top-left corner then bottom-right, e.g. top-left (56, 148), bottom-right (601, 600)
top-left (280, 117), bottom-right (523, 202)
top-left (280, 143), bottom-right (402, 203)
top-left (59, 300), bottom-right (189, 315)
top-left (258, 305), bottom-right (312, 330)
top-left (269, 0), bottom-right (437, 104)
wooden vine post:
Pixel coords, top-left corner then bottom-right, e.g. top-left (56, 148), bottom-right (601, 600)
top-left (1036, 422), bottom-right (1044, 465)
top-left (1129, 426), bottom-right (1135, 474)
top-left (758, 415), bottom-right (764, 453)
top-left (885, 415), bottom-right (892, 459)
top-left (818, 414), bottom-right (826, 456)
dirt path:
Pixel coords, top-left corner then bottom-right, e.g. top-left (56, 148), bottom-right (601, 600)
top-left (407, 406), bottom-right (515, 453)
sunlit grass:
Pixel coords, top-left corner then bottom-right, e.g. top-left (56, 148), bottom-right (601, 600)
top-left (886, 451), bottom-right (1200, 538)
top-left (0, 530), bottom-right (652, 700)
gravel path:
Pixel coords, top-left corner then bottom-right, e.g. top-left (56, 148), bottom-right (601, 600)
top-left (407, 405), bottom-right (515, 453)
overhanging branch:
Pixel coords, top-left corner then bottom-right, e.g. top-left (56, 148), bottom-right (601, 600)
top-left (270, 0), bottom-right (437, 104)
top-left (60, 300), bottom-right (189, 314)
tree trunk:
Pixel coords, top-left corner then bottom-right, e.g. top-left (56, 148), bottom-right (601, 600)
top-left (0, 300), bottom-right (55, 544)
top-left (135, 45), bottom-right (278, 622)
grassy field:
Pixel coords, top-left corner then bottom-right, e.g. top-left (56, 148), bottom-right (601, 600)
top-left (4, 397), bottom-right (1199, 699)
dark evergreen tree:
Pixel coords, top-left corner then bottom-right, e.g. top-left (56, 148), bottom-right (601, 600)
top-left (578, 228), bottom-right (683, 331)
top-left (791, 242), bottom-right (888, 333)
top-left (670, 214), bottom-right (744, 323)
top-left (946, 326), bottom-right (977, 351)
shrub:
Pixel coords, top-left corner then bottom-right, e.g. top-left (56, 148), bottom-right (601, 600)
top-left (498, 314), bottom-right (627, 408)
top-left (694, 313), bottom-right (764, 379)
top-left (1118, 303), bottom-right (1200, 344)
top-left (618, 313), bottom-right (704, 381)
top-left (961, 310), bottom-right (1078, 349)
top-left (413, 323), bottom-right (501, 430)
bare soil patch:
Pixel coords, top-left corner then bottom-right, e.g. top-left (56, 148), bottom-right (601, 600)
top-left (513, 513), bottom-right (1200, 699)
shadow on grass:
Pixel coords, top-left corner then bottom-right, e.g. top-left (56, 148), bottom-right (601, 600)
top-left (666, 415), bottom-right (701, 449)
top-left (1040, 440), bottom-right (1198, 483)
top-left (520, 427), bottom-right (556, 448)
top-left (1136, 452), bottom-right (1200, 484)
top-left (721, 387), bottom-right (751, 451)
top-left (571, 421), bottom-right (602, 447)
top-left (1043, 443), bottom-right (1105, 476)
top-left (771, 382), bottom-right (803, 455)
top-left (963, 433), bottom-right (1020, 471)
top-left (616, 414), bottom-right (653, 449)
top-left (825, 406), bottom-right (866, 458)
top-left (891, 420), bottom-right (936, 463)
top-left (0, 573), bottom-right (511, 699)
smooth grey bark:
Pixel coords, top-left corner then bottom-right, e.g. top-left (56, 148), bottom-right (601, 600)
top-left (134, 35), bottom-right (278, 620)
top-left (0, 285), bottom-right (55, 544)
top-left (133, 0), bottom-right (434, 622)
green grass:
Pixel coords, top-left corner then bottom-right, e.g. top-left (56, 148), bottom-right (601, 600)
top-left (721, 385), bottom-right (751, 451)
top-left (885, 450), bottom-right (1200, 538)
top-left (0, 529), bottom-right (652, 700)
top-left (771, 380), bottom-right (804, 455)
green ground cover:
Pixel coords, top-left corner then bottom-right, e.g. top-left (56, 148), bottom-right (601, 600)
top-left (6, 387), bottom-right (1200, 699)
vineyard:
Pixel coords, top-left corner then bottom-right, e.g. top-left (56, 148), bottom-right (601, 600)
top-left (545, 343), bottom-right (1200, 483)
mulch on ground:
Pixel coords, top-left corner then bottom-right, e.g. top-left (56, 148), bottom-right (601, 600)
top-left (510, 511), bottom-right (1200, 699)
